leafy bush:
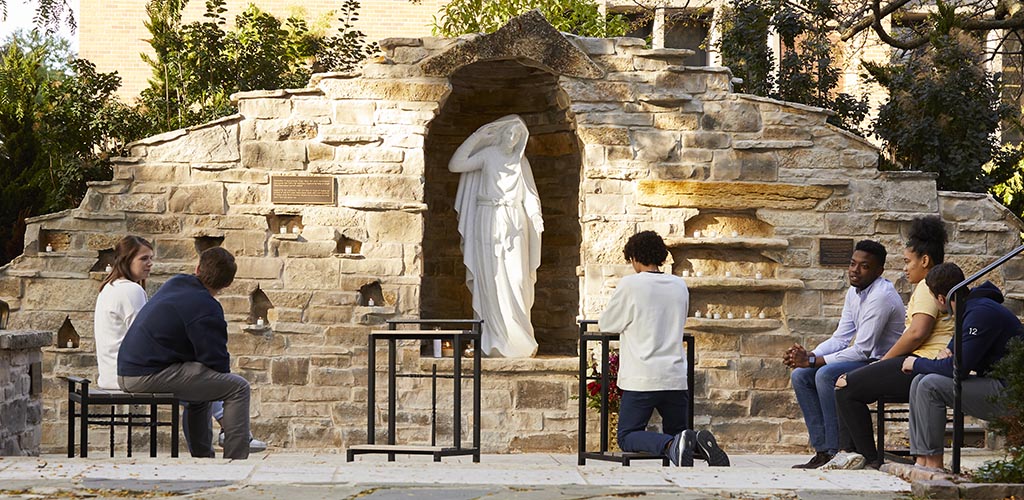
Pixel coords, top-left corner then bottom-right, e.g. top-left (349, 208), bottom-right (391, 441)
top-left (433, 0), bottom-right (629, 38)
top-left (716, 0), bottom-right (868, 133)
top-left (971, 337), bottom-right (1024, 483)
top-left (585, 348), bottom-right (621, 413)
top-left (864, 27), bottom-right (1010, 192)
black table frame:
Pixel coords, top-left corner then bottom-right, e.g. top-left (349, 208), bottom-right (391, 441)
top-left (577, 320), bottom-right (695, 466)
top-left (347, 319), bottom-right (482, 463)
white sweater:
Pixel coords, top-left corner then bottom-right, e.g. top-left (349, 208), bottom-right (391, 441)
top-left (94, 279), bottom-right (147, 389)
top-left (598, 272), bottom-right (689, 391)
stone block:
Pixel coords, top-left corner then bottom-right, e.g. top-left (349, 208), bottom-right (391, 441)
top-left (366, 211), bottom-right (423, 243)
top-left (577, 126), bottom-right (630, 146)
top-left (107, 194), bottom-right (166, 213)
top-left (653, 112), bottom-right (700, 131)
top-left (336, 174), bottom-right (421, 201)
top-left (0, 276), bottom-right (23, 298)
top-left (740, 334), bottom-right (796, 357)
top-left (784, 291), bottom-right (822, 316)
top-left (631, 130), bottom-right (679, 162)
top-left (911, 480), bottom-right (958, 499)
top-left (750, 391), bottom-right (798, 418)
top-left (318, 78), bottom-right (451, 102)
top-left (335, 147), bottom-right (405, 163)
top-left (271, 357), bottom-right (309, 385)
top-left (168, 184), bottom-right (226, 215)
top-left (225, 184), bottom-right (266, 205)
top-left (241, 141), bottom-right (307, 170)
top-left (283, 258), bottom-right (340, 290)
top-left (238, 98), bottom-right (291, 119)
top-left (22, 279), bottom-right (97, 312)
top-left (253, 119), bottom-right (318, 141)
top-left (509, 433), bottom-right (575, 453)
top-left (221, 230), bottom-right (269, 258)
top-left (235, 257), bottom-right (283, 280)
top-left (277, 240), bottom-right (336, 258)
top-left (826, 213), bottom-right (877, 236)
top-left (291, 98), bottom-right (331, 119)
top-left (854, 179), bottom-right (937, 213)
top-left (682, 132), bottom-right (730, 149)
top-left (154, 238), bottom-right (198, 260)
top-left (127, 215), bottom-right (183, 234)
top-left (147, 124), bottom-right (240, 163)
top-left (702, 101), bottom-right (762, 132)
top-left (306, 143), bottom-right (335, 162)
top-left (514, 380), bottom-right (567, 410)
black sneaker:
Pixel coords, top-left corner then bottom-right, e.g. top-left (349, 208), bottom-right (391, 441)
top-left (695, 430), bottom-right (730, 466)
top-left (667, 429), bottom-right (696, 467)
top-left (792, 451), bottom-right (834, 469)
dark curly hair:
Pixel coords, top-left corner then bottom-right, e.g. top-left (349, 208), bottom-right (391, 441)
top-left (906, 215), bottom-right (947, 265)
top-left (623, 231), bottom-right (669, 266)
top-left (855, 240), bottom-right (887, 267)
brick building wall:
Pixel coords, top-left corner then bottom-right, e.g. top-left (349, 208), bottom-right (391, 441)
top-left (79, 0), bottom-right (445, 99)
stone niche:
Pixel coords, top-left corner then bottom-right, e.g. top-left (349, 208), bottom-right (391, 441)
top-left (421, 59), bottom-right (582, 355)
top-left (2, 11), bottom-right (1024, 455)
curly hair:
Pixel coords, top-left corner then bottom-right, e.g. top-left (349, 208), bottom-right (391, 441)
top-left (855, 240), bottom-right (887, 266)
top-left (906, 215), bottom-right (948, 264)
top-left (623, 230), bottom-right (669, 266)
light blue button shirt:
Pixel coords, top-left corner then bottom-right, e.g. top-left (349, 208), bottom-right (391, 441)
top-left (812, 277), bottom-right (906, 364)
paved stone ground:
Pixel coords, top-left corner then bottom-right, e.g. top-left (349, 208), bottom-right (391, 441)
top-left (0, 451), bottom-right (1003, 499)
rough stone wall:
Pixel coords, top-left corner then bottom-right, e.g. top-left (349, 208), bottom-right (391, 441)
top-left (0, 330), bottom-right (51, 456)
top-left (1, 18), bottom-right (1023, 455)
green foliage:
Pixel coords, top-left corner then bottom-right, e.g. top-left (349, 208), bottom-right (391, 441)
top-left (0, 31), bottom-right (136, 264)
top-left (432, 0), bottom-right (629, 38)
top-left (987, 141), bottom-right (1024, 218)
top-left (972, 446), bottom-right (1024, 483)
top-left (716, 0), bottom-right (868, 133)
top-left (972, 338), bottom-right (1024, 483)
top-left (717, 0), bottom-right (774, 97)
top-left (988, 337), bottom-right (1024, 448)
top-left (139, 0), bottom-right (377, 132)
top-left (863, 29), bottom-right (1009, 192)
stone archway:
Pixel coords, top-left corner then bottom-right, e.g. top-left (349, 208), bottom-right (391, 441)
top-left (420, 59), bottom-right (583, 355)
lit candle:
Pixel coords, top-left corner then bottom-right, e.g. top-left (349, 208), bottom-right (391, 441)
top-left (368, 298), bottom-right (375, 307)
top-left (755, 272), bottom-right (763, 280)
top-left (758, 312), bottom-right (766, 319)
top-left (744, 311), bottom-right (751, 319)
top-left (682, 270), bottom-right (690, 277)
top-left (731, 231), bottom-right (738, 238)
top-left (292, 225), bottom-right (300, 234)
top-left (724, 271), bottom-right (732, 278)
top-left (726, 312), bottom-right (734, 319)
top-left (45, 244), bottom-right (53, 252)
top-left (694, 310), bottom-right (701, 318)
top-left (695, 271), bottom-right (704, 277)
top-left (66, 340), bottom-right (73, 348)
top-left (105, 264), bottom-right (112, 273)
top-left (693, 230), bottom-right (701, 238)
top-left (713, 313), bottom-right (721, 319)
top-left (708, 230), bottom-right (718, 238)
top-left (344, 245), bottom-right (353, 254)
top-left (280, 226), bottom-right (288, 234)
top-left (256, 317), bottom-right (264, 326)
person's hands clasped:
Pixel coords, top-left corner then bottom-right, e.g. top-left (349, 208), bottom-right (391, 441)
top-left (783, 343), bottom-right (810, 368)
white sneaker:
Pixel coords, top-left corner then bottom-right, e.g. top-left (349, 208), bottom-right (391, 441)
top-left (821, 451), bottom-right (866, 470)
top-left (219, 431), bottom-right (268, 452)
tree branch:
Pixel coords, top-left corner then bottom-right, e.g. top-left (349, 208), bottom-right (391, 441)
top-left (841, 0), bottom-right (916, 41)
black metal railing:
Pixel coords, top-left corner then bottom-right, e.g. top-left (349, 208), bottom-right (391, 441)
top-left (948, 243), bottom-right (1024, 474)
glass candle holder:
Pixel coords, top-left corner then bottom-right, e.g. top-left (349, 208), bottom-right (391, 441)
top-left (755, 272), bottom-right (763, 280)
top-left (682, 270), bottom-right (690, 277)
top-left (724, 271), bottom-right (732, 278)
top-left (280, 226), bottom-right (288, 234)
top-left (713, 313), bottom-right (721, 320)
top-left (726, 312), bottom-right (734, 319)
top-left (694, 310), bottom-right (702, 318)
top-left (758, 311), bottom-right (766, 319)
top-left (693, 230), bottom-right (701, 238)
top-left (45, 244), bottom-right (53, 252)
top-left (744, 311), bottom-right (751, 319)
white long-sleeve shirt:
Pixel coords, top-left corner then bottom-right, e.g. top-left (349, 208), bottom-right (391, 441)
top-left (812, 277), bottom-right (905, 364)
top-left (94, 279), bottom-right (147, 389)
top-left (599, 272), bottom-right (689, 391)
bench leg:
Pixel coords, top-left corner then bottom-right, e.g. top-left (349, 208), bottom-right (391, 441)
top-left (110, 405), bottom-right (117, 458)
top-left (80, 399), bottom-right (89, 458)
top-left (150, 402), bottom-right (158, 458)
top-left (171, 400), bottom-right (179, 458)
top-left (67, 395), bottom-right (75, 458)
top-left (876, 401), bottom-right (885, 464)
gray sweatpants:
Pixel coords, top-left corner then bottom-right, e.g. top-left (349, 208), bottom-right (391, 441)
top-left (909, 373), bottom-right (1007, 456)
top-left (120, 362), bottom-right (251, 459)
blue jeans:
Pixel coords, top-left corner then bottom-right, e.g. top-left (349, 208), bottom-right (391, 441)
top-left (617, 390), bottom-right (689, 456)
top-left (791, 360), bottom-right (867, 454)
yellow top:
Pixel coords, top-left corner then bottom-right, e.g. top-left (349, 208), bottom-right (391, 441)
top-left (908, 280), bottom-right (954, 358)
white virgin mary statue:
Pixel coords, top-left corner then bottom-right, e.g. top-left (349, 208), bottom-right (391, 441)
top-left (449, 115), bottom-right (543, 358)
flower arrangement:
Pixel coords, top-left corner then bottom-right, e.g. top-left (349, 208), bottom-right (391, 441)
top-left (585, 348), bottom-right (621, 414)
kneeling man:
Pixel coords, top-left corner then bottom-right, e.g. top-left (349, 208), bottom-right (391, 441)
top-left (118, 247), bottom-right (251, 459)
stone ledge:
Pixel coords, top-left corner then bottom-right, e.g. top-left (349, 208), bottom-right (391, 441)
top-left (0, 330), bottom-right (53, 350)
top-left (664, 236), bottom-right (789, 250)
top-left (417, 355), bottom-right (577, 374)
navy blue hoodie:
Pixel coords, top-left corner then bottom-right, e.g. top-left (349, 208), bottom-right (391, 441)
top-left (912, 281), bottom-right (1023, 379)
top-left (117, 274), bottom-right (231, 376)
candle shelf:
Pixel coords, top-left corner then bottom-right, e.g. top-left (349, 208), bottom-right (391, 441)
top-left (684, 277), bottom-right (803, 291)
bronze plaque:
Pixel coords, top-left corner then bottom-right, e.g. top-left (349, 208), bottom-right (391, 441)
top-left (271, 176), bottom-right (337, 205)
top-left (819, 238), bottom-right (854, 266)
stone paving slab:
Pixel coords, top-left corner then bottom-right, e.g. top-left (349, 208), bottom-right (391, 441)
top-left (6, 451), bottom-right (1010, 499)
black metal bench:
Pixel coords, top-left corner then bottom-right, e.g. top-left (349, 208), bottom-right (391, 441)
top-left (66, 376), bottom-right (180, 457)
